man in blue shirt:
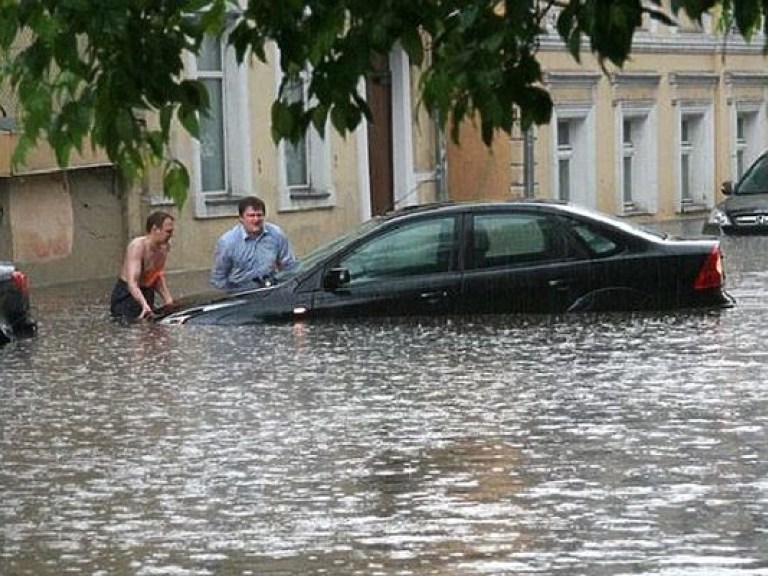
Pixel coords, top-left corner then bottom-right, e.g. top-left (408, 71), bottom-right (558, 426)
top-left (210, 196), bottom-right (297, 292)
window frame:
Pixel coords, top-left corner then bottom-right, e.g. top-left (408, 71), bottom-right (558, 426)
top-left (732, 103), bottom-right (766, 181)
top-left (616, 101), bottom-right (658, 215)
top-left (186, 32), bottom-right (253, 218)
top-left (274, 47), bottom-right (336, 212)
top-left (467, 211), bottom-right (590, 270)
top-left (552, 104), bottom-right (597, 209)
top-left (676, 103), bottom-right (714, 212)
top-left (336, 216), bottom-right (458, 284)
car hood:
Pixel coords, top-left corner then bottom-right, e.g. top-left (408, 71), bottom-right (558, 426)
top-left (154, 284), bottom-right (284, 325)
top-left (721, 192), bottom-right (768, 214)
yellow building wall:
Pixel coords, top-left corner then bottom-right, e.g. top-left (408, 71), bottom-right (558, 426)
top-left (446, 30), bottom-right (768, 227)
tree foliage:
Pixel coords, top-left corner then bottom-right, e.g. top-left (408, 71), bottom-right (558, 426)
top-left (0, 0), bottom-right (765, 208)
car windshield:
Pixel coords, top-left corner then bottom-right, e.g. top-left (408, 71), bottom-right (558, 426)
top-left (736, 154), bottom-right (768, 194)
top-left (272, 217), bottom-right (384, 283)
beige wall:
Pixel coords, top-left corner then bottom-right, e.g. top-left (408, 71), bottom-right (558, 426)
top-left (0, 132), bottom-right (112, 177)
top-left (0, 167), bottom-right (126, 287)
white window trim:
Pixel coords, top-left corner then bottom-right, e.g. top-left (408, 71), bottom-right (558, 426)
top-left (676, 101), bottom-right (714, 211)
top-left (273, 46), bottom-right (335, 212)
top-left (551, 103), bottom-right (596, 209)
top-left (556, 119), bottom-right (574, 202)
top-left (615, 101), bottom-right (658, 215)
top-left (732, 101), bottom-right (767, 179)
top-left (390, 45), bottom-right (421, 209)
top-left (184, 33), bottom-right (253, 218)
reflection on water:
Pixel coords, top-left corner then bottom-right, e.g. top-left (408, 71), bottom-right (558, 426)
top-left (2, 240), bottom-right (768, 575)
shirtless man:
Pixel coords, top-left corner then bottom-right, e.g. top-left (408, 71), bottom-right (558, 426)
top-left (110, 211), bottom-right (175, 321)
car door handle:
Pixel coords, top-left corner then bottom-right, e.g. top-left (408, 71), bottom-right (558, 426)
top-left (421, 290), bottom-right (448, 300)
top-left (548, 278), bottom-right (570, 288)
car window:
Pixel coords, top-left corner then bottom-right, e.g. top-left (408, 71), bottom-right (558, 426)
top-left (468, 212), bottom-right (575, 269)
top-left (737, 154), bottom-right (768, 194)
top-left (339, 216), bottom-right (456, 282)
top-left (570, 222), bottom-right (620, 256)
top-left (274, 217), bottom-right (383, 283)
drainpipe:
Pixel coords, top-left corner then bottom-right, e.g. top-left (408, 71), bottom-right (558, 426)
top-left (523, 128), bottom-right (535, 198)
top-left (435, 118), bottom-right (448, 202)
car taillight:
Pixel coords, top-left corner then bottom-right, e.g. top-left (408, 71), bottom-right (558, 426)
top-left (693, 245), bottom-right (724, 290)
top-left (11, 270), bottom-right (30, 297)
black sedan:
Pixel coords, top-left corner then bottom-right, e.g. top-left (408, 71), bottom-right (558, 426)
top-left (704, 150), bottom-right (768, 235)
top-left (157, 201), bottom-right (732, 325)
top-left (0, 262), bottom-right (36, 344)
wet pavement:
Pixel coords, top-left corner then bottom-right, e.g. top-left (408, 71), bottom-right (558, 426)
top-left (2, 235), bottom-right (768, 575)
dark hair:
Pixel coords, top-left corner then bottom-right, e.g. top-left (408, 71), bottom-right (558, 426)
top-left (237, 196), bottom-right (266, 216)
top-left (145, 211), bottom-right (174, 233)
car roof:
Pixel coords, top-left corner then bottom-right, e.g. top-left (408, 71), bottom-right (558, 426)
top-left (383, 198), bottom-right (558, 217)
top-left (386, 199), bottom-right (624, 224)
top-left (380, 199), bottom-right (667, 242)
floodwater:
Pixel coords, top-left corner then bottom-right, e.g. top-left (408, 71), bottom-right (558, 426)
top-left (2, 236), bottom-right (768, 576)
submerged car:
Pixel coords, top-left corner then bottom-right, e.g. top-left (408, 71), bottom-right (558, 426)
top-left (0, 262), bottom-right (36, 344)
top-left (157, 200), bottom-right (732, 326)
top-left (704, 150), bottom-right (768, 235)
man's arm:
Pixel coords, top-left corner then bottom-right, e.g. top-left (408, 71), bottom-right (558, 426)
top-left (210, 238), bottom-right (231, 290)
top-left (155, 275), bottom-right (173, 307)
top-left (124, 240), bottom-right (154, 318)
top-left (276, 232), bottom-right (297, 271)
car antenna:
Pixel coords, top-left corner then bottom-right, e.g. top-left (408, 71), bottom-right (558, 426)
top-left (381, 176), bottom-right (443, 215)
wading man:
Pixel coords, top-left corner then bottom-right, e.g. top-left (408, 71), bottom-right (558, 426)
top-left (110, 211), bottom-right (175, 321)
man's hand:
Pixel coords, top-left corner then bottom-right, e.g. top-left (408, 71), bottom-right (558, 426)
top-left (138, 303), bottom-right (154, 320)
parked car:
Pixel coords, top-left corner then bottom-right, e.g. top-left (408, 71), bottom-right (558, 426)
top-left (156, 201), bottom-right (732, 326)
top-left (704, 150), bottom-right (768, 235)
top-left (0, 262), bottom-right (36, 344)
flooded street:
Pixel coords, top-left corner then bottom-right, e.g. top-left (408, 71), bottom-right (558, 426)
top-left (2, 236), bottom-right (768, 575)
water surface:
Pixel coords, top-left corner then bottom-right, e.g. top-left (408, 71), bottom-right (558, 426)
top-left (2, 237), bottom-right (768, 575)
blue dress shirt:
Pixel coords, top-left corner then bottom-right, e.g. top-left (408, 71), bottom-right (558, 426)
top-left (210, 222), bottom-right (297, 292)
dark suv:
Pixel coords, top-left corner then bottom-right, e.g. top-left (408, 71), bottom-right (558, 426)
top-left (0, 262), bottom-right (36, 344)
top-left (704, 151), bottom-right (768, 235)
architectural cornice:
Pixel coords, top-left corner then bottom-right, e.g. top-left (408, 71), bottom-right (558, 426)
top-left (610, 71), bottom-right (661, 88)
top-left (544, 71), bottom-right (601, 88)
top-left (724, 71), bottom-right (768, 87)
top-left (540, 33), bottom-right (764, 56)
top-left (668, 72), bottom-right (719, 87)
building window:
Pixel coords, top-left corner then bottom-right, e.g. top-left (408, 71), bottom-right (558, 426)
top-left (557, 120), bottom-right (572, 202)
top-left (736, 115), bottom-right (746, 177)
top-left (677, 106), bottom-right (714, 212)
top-left (197, 35), bottom-right (227, 194)
top-left (733, 107), bottom-right (765, 181)
top-left (188, 34), bottom-right (252, 217)
top-left (275, 56), bottom-right (335, 211)
top-left (622, 119), bottom-right (634, 206)
top-left (283, 75), bottom-right (311, 191)
top-left (552, 105), bottom-right (596, 209)
top-left (617, 105), bottom-right (657, 215)
top-left (680, 118), bottom-right (692, 203)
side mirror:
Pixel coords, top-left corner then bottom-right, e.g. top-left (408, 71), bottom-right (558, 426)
top-left (721, 180), bottom-right (734, 196)
top-left (323, 267), bottom-right (351, 291)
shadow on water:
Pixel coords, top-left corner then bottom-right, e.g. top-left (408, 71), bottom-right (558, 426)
top-left (2, 241), bottom-right (768, 575)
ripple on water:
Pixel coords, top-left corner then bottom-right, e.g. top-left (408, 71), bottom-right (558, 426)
top-left (3, 267), bottom-right (768, 575)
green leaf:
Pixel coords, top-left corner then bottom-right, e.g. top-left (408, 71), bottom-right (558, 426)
top-left (734, 0), bottom-right (761, 37)
top-left (330, 101), bottom-right (348, 135)
top-left (178, 105), bottom-right (200, 138)
top-left (271, 99), bottom-right (296, 143)
top-left (400, 26), bottom-right (424, 66)
top-left (163, 161), bottom-right (190, 209)
top-left (310, 102), bottom-right (330, 135)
